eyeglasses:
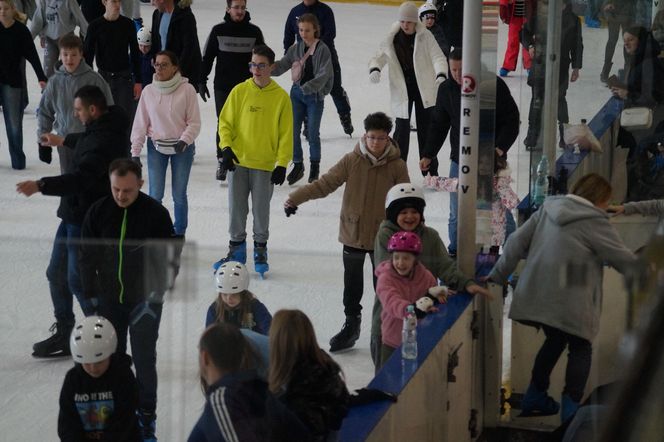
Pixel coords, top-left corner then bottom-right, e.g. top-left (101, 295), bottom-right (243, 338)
top-left (248, 62), bottom-right (269, 70)
top-left (423, 13), bottom-right (436, 20)
top-left (229, 5), bottom-right (246, 10)
top-left (153, 62), bottom-right (172, 69)
top-left (366, 135), bottom-right (389, 142)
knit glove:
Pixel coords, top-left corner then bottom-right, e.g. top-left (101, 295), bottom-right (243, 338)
top-left (428, 285), bottom-right (449, 303)
top-left (411, 295), bottom-right (436, 319)
top-left (435, 73), bottom-right (447, 87)
top-left (174, 140), bottom-right (187, 154)
top-left (369, 69), bottom-right (381, 84)
top-left (284, 200), bottom-right (298, 217)
top-left (220, 146), bottom-right (239, 172)
top-left (38, 144), bottom-right (52, 164)
top-left (271, 166), bottom-right (286, 185)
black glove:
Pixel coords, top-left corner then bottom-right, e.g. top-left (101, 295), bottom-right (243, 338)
top-left (132, 156), bottom-right (142, 167)
top-left (271, 166), bottom-right (286, 185)
top-left (220, 147), bottom-right (239, 172)
top-left (349, 388), bottom-right (397, 407)
top-left (38, 144), bottom-right (52, 164)
top-left (216, 159), bottom-right (227, 181)
top-left (284, 205), bottom-right (298, 217)
top-left (198, 83), bottom-right (210, 102)
top-left (174, 140), bottom-right (187, 154)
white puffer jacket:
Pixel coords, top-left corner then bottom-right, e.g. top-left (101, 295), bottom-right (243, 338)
top-left (368, 21), bottom-right (448, 119)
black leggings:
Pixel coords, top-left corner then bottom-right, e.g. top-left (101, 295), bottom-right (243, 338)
top-left (531, 324), bottom-right (592, 402)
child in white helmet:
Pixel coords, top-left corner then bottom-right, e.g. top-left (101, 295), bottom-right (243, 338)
top-left (136, 27), bottom-right (154, 88)
top-left (418, 2), bottom-right (449, 56)
top-left (58, 316), bottom-right (141, 441)
top-left (205, 261), bottom-right (272, 335)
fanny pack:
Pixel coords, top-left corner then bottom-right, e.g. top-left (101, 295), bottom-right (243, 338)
top-left (291, 40), bottom-right (318, 82)
top-left (153, 138), bottom-right (180, 155)
top-left (620, 107), bottom-right (653, 130)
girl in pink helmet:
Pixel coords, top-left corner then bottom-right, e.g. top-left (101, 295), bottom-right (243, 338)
top-left (374, 231), bottom-right (448, 369)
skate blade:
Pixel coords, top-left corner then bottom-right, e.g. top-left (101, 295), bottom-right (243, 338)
top-left (32, 351), bottom-right (70, 359)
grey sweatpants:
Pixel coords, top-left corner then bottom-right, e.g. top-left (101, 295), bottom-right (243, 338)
top-left (228, 166), bottom-right (273, 244)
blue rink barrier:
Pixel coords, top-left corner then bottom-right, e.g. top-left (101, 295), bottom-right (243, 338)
top-left (339, 293), bottom-right (474, 441)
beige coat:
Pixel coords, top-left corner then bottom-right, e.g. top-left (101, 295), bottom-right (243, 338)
top-left (289, 141), bottom-right (410, 250)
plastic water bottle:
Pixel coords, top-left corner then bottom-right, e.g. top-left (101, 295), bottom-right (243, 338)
top-left (402, 305), bottom-right (418, 360)
top-left (532, 156), bottom-right (549, 206)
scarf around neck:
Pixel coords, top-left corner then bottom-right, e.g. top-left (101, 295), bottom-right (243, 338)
top-left (151, 72), bottom-right (183, 95)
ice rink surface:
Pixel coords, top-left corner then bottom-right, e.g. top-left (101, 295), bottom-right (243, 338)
top-left (0, 0), bottom-right (620, 439)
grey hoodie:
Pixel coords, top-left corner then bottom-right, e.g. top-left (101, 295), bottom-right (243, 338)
top-left (30, 0), bottom-right (87, 40)
top-left (489, 195), bottom-right (636, 341)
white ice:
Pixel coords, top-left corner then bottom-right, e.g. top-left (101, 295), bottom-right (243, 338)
top-left (0, 0), bottom-right (621, 439)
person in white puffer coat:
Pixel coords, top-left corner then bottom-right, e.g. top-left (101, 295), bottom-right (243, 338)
top-left (368, 1), bottom-right (447, 176)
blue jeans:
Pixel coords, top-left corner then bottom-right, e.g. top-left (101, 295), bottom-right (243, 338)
top-left (46, 222), bottom-right (94, 325)
top-left (99, 299), bottom-right (163, 413)
top-left (0, 83), bottom-right (26, 169)
top-left (448, 161), bottom-right (459, 254)
top-left (147, 139), bottom-right (195, 235)
top-left (291, 84), bottom-right (324, 163)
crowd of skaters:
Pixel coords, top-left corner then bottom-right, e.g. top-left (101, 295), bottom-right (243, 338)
top-left (4, 0), bottom-right (664, 439)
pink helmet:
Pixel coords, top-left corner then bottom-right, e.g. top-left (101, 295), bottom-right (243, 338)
top-left (387, 231), bottom-right (422, 255)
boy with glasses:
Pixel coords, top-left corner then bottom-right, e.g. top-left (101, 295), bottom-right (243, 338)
top-left (200, 0), bottom-right (264, 181)
top-left (284, 112), bottom-right (410, 352)
top-left (214, 45), bottom-right (293, 277)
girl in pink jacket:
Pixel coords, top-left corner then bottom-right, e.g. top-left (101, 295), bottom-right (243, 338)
top-left (130, 50), bottom-right (201, 235)
top-left (375, 231), bottom-right (447, 369)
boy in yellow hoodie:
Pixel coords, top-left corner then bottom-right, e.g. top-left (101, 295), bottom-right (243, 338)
top-left (214, 44), bottom-right (294, 277)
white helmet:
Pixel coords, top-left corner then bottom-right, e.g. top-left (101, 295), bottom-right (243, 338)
top-left (418, 2), bottom-right (437, 19)
top-left (385, 183), bottom-right (426, 223)
top-left (137, 27), bottom-right (152, 46)
top-left (70, 316), bottom-right (118, 364)
top-left (215, 261), bottom-right (249, 294)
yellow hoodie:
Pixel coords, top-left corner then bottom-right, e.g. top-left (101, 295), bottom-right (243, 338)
top-left (218, 78), bottom-right (293, 172)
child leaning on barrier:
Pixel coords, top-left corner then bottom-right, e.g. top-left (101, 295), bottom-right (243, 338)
top-left (375, 231), bottom-right (448, 370)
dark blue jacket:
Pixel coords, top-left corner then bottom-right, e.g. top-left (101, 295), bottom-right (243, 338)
top-left (205, 297), bottom-right (272, 335)
top-left (187, 371), bottom-right (311, 442)
top-left (283, 1), bottom-right (337, 53)
top-left (139, 52), bottom-right (154, 88)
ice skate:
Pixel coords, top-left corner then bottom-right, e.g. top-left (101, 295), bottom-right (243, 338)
top-left (254, 242), bottom-right (269, 278)
top-left (329, 315), bottom-right (361, 352)
top-left (32, 322), bottom-right (72, 358)
top-left (212, 241), bottom-right (247, 271)
top-left (287, 162), bottom-right (305, 185)
top-left (518, 383), bottom-right (560, 417)
top-left (339, 113), bottom-right (353, 136)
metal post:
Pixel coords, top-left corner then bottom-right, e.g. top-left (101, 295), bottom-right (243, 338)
top-left (542, 0), bottom-right (562, 171)
top-left (458, 0), bottom-right (482, 276)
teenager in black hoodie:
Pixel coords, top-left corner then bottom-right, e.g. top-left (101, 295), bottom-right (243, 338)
top-left (199, 0), bottom-right (264, 181)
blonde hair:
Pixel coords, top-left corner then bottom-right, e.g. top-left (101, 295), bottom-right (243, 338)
top-left (570, 173), bottom-right (612, 205)
top-left (268, 309), bottom-right (342, 393)
top-left (214, 289), bottom-right (256, 329)
top-left (0, 0), bottom-right (27, 23)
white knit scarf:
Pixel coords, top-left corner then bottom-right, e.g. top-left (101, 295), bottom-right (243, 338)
top-left (151, 72), bottom-right (182, 95)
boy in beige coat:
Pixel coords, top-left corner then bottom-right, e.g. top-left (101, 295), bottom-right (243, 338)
top-left (284, 112), bottom-right (409, 352)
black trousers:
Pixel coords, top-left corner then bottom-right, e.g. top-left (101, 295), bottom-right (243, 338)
top-left (392, 82), bottom-right (437, 175)
top-left (214, 89), bottom-right (231, 158)
top-left (531, 324), bottom-right (592, 402)
top-left (342, 245), bottom-right (376, 317)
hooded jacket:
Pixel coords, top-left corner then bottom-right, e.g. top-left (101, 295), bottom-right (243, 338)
top-left (205, 297), bottom-right (273, 335)
top-left (150, 0), bottom-right (202, 88)
top-left (623, 28), bottom-right (664, 107)
top-left (187, 371), bottom-right (310, 442)
top-left (272, 39), bottom-right (334, 99)
top-left (424, 75), bottom-right (519, 163)
top-left (58, 354), bottom-right (141, 442)
top-left (37, 61), bottom-right (114, 139)
top-left (288, 141), bottom-right (410, 250)
top-left (376, 259), bottom-right (437, 348)
top-left (374, 219), bottom-right (472, 290)
top-left (79, 192), bottom-right (175, 305)
top-left (40, 106), bottom-right (129, 225)
top-left (368, 21), bottom-right (448, 119)
top-left (130, 73), bottom-right (201, 156)
top-left (218, 78), bottom-right (293, 171)
top-left (489, 195), bottom-right (637, 341)
top-left (30, 0), bottom-right (87, 40)
top-left (201, 11), bottom-right (264, 91)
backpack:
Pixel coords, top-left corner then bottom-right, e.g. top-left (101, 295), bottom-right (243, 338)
top-left (291, 40), bottom-right (318, 83)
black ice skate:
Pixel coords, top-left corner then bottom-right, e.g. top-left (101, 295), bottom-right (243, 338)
top-left (339, 113), bottom-right (353, 137)
top-left (329, 315), bottom-right (361, 353)
top-left (308, 161), bottom-right (320, 183)
top-left (32, 322), bottom-right (72, 358)
top-left (287, 162), bottom-right (305, 185)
